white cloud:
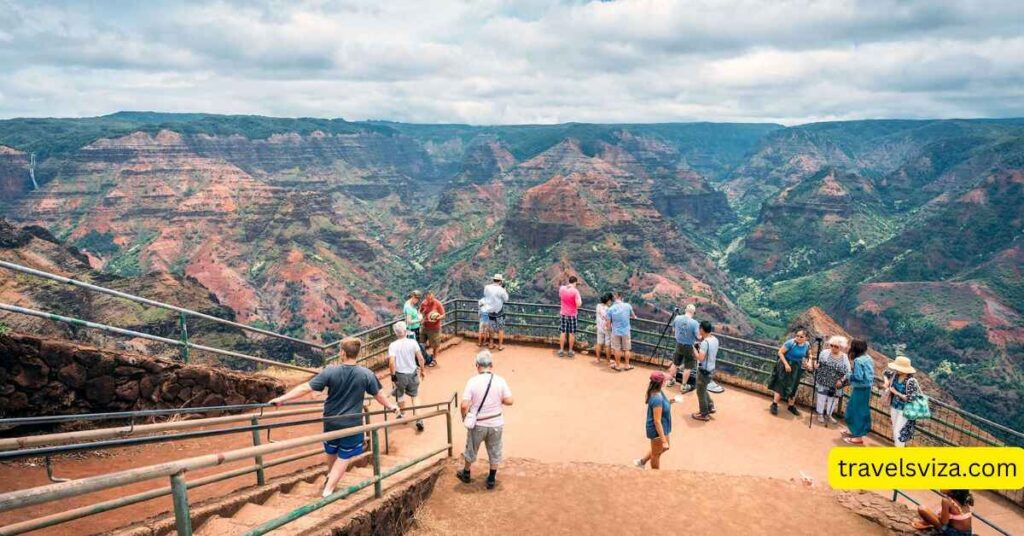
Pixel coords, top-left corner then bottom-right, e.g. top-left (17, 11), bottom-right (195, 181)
top-left (0, 0), bottom-right (1022, 123)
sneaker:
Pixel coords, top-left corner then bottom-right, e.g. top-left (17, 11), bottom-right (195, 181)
top-left (680, 384), bottom-right (695, 394)
top-left (828, 415), bottom-right (839, 424)
top-left (557, 350), bottom-right (565, 357)
top-left (486, 478), bottom-right (496, 490)
top-left (816, 413), bottom-right (825, 424)
top-left (707, 381), bottom-right (725, 394)
top-left (770, 402), bottom-right (778, 415)
top-left (567, 351), bottom-right (575, 358)
top-left (710, 406), bottom-right (717, 414)
top-left (427, 361), bottom-right (437, 368)
top-left (665, 379), bottom-right (676, 387)
top-left (416, 420), bottom-right (425, 432)
top-left (632, 459), bottom-right (645, 469)
top-left (788, 405), bottom-right (800, 416)
top-left (456, 470), bottom-right (472, 483)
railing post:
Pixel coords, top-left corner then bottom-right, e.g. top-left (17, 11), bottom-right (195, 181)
top-left (178, 312), bottom-right (189, 363)
top-left (170, 471), bottom-right (193, 536)
top-left (446, 408), bottom-right (453, 457)
top-left (371, 428), bottom-right (382, 498)
top-left (383, 409), bottom-right (390, 455)
top-left (250, 416), bottom-right (266, 486)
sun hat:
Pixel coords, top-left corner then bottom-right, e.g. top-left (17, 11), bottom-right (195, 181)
top-left (410, 289), bottom-right (421, 297)
top-left (649, 371), bottom-right (667, 383)
top-left (887, 355), bottom-right (916, 374)
top-left (493, 274), bottom-right (504, 281)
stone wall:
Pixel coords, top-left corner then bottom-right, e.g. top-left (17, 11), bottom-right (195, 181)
top-left (0, 332), bottom-right (284, 424)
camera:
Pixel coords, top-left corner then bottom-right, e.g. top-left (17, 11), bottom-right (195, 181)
top-left (826, 387), bottom-right (837, 397)
top-left (815, 336), bottom-right (823, 344)
top-left (693, 342), bottom-right (701, 350)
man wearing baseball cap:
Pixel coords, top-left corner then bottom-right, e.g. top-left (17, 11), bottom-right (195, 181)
top-left (481, 274), bottom-right (509, 351)
top-left (419, 290), bottom-right (445, 367)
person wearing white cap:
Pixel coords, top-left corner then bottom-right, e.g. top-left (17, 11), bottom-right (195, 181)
top-left (885, 355), bottom-right (920, 447)
top-left (481, 274), bottom-right (509, 351)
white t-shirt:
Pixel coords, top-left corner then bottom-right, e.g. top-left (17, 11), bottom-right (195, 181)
top-left (595, 303), bottom-right (610, 333)
top-left (462, 372), bottom-right (512, 428)
top-left (481, 283), bottom-right (509, 314)
top-left (388, 337), bottom-right (420, 374)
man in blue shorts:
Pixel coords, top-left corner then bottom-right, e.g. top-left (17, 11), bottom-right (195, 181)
top-left (269, 336), bottom-right (401, 497)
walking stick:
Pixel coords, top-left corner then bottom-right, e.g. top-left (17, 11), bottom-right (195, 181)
top-left (808, 336), bottom-right (824, 429)
top-left (650, 307), bottom-right (679, 366)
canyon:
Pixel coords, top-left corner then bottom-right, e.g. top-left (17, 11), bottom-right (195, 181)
top-left (0, 113), bottom-right (1021, 431)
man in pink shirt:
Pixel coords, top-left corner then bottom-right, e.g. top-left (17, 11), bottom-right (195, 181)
top-left (558, 275), bottom-right (583, 358)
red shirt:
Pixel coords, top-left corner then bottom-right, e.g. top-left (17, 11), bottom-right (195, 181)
top-left (559, 285), bottom-right (581, 316)
top-left (419, 298), bottom-right (445, 330)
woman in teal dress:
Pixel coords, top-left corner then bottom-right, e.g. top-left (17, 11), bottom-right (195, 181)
top-left (843, 339), bottom-right (873, 444)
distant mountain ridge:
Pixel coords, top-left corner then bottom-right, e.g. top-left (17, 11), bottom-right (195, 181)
top-left (0, 113), bottom-right (1021, 430)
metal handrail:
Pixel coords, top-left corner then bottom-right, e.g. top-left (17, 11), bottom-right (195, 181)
top-left (0, 302), bottom-right (317, 374)
top-left (0, 260), bottom-right (322, 348)
top-left (0, 399), bottom-right (324, 428)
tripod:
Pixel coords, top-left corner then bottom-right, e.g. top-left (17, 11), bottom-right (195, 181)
top-left (650, 307), bottom-right (679, 367)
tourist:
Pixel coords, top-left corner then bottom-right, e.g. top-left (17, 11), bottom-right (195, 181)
top-left (477, 298), bottom-right (489, 348)
top-left (842, 339), bottom-right (873, 445)
top-left (633, 371), bottom-right (675, 469)
top-left (557, 275), bottom-right (582, 358)
top-left (812, 335), bottom-right (851, 424)
top-left (607, 292), bottom-right (637, 371)
top-left (768, 328), bottom-right (811, 416)
top-left (594, 293), bottom-right (613, 366)
top-left (457, 350), bottom-right (514, 490)
top-left (388, 322), bottom-right (426, 432)
top-left (268, 337), bottom-right (401, 497)
top-left (403, 290), bottom-right (423, 342)
top-left (691, 320), bottom-right (719, 421)
top-left (481, 274), bottom-right (509, 351)
top-left (418, 290), bottom-right (445, 367)
top-left (667, 303), bottom-right (699, 390)
top-left (886, 355), bottom-right (920, 447)
top-left (912, 489), bottom-right (973, 535)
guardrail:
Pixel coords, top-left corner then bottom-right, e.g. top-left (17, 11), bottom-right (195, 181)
top-left (0, 397), bottom-right (456, 536)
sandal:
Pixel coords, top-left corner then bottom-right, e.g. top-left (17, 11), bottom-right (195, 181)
top-left (610, 366), bottom-right (621, 371)
top-left (691, 413), bottom-right (711, 421)
top-left (842, 437), bottom-right (865, 445)
top-left (496, 346), bottom-right (505, 351)
top-left (911, 520), bottom-right (931, 531)
top-left (625, 366), bottom-right (635, 370)
top-left (840, 430), bottom-right (853, 438)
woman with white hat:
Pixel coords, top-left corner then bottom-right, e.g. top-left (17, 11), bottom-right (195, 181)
top-left (886, 355), bottom-right (920, 447)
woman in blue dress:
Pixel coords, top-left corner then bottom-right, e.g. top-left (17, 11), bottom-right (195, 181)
top-left (767, 328), bottom-right (811, 416)
top-left (842, 339), bottom-right (873, 445)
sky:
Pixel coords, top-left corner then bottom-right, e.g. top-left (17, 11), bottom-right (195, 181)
top-left (1, 0), bottom-right (1022, 125)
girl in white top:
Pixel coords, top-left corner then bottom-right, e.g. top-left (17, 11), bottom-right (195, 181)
top-left (594, 292), bottom-right (613, 365)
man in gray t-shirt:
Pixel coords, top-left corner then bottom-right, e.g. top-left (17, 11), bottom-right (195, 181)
top-left (270, 337), bottom-right (400, 497)
top-left (691, 321), bottom-right (719, 421)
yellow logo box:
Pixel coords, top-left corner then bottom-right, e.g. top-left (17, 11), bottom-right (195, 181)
top-left (828, 447), bottom-right (1024, 490)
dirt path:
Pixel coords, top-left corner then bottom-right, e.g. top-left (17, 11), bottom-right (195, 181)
top-left (410, 458), bottom-right (885, 536)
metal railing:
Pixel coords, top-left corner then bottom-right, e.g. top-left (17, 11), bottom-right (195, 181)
top-left (0, 396), bottom-right (456, 536)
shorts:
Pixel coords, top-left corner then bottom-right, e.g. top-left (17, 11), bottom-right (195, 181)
top-left (463, 425), bottom-right (503, 464)
top-left (479, 312), bottom-right (487, 330)
top-left (324, 433), bottom-right (364, 460)
top-left (611, 334), bottom-right (631, 351)
top-left (673, 343), bottom-right (696, 368)
top-left (395, 371), bottom-right (420, 398)
top-left (559, 315), bottom-right (577, 334)
top-left (596, 329), bottom-right (611, 346)
top-left (421, 327), bottom-right (441, 349)
top-left (487, 312), bottom-right (506, 331)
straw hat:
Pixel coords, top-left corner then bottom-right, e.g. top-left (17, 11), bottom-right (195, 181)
top-left (887, 355), bottom-right (916, 374)
top-left (493, 273), bottom-right (504, 281)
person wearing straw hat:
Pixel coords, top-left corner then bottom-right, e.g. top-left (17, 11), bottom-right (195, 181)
top-left (886, 354), bottom-right (920, 447)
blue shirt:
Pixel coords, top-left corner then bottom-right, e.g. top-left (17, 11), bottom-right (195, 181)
top-left (699, 336), bottom-right (719, 372)
top-left (607, 301), bottom-right (633, 337)
top-left (645, 392), bottom-right (672, 439)
top-left (672, 315), bottom-right (699, 345)
top-left (782, 338), bottom-right (810, 364)
top-left (850, 356), bottom-right (874, 389)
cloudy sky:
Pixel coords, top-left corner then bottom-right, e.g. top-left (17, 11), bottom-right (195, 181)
top-left (1, 0), bottom-right (1022, 125)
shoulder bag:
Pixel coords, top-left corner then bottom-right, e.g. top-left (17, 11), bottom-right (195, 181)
top-left (464, 373), bottom-right (495, 430)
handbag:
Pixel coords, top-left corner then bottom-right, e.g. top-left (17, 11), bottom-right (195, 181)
top-left (902, 394), bottom-right (931, 420)
top-left (464, 373), bottom-right (494, 430)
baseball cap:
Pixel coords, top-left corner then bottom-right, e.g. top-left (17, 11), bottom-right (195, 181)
top-left (650, 371), bottom-right (667, 383)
